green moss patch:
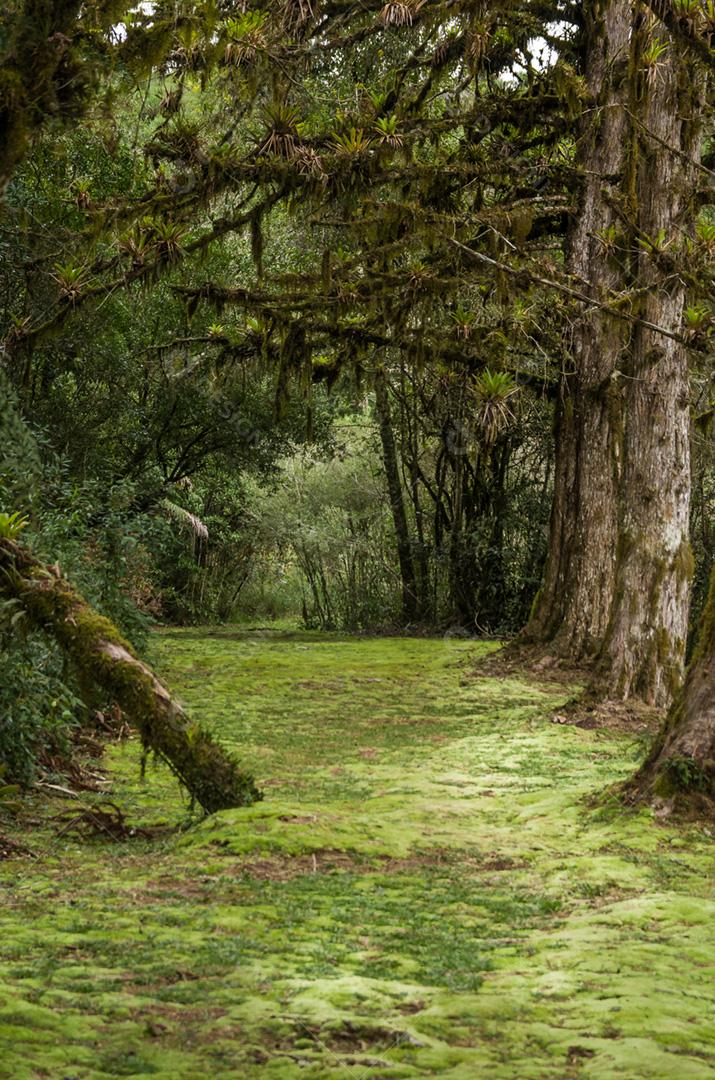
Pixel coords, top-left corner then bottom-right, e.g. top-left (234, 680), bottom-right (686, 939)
top-left (1, 629), bottom-right (714, 1077)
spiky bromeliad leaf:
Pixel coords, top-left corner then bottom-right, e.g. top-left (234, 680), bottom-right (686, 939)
top-left (257, 103), bottom-right (303, 159)
top-left (330, 127), bottom-right (372, 155)
top-left (473, 369), bottom-right (519, 445)
top-left (0, 511), bottom-right (30, 540)
top-left (223, 12), bottom-right (268, 66)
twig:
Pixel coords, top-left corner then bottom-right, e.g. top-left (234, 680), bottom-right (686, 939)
top-left (450, 237), bottom-right (689, 345)
top-left (34, 781), bottom-right (82, 799)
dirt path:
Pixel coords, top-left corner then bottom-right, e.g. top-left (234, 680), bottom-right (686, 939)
top-left (1, 629), bottom-right (714, 1078)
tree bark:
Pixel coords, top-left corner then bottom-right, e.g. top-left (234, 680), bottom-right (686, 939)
top-left (524, 1), bottom-right (704, 706)
top-left (0, 538), bottom-right (261, 813)
top-left (524, 0), bottom-right (631, 656)
top-left (627, 564), bottom-right (715, 803)
top-left (600, 10), bottom-right (704, 704)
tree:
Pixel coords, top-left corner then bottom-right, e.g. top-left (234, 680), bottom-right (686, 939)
top-left (0, 534), bottom-right (260, 812)
top-left (374, 364), bottom-right (421, 623)
top-left (1, 0), bottom-right (712, 704)
top-left (0, 0), bottom-right (129, 189)
top-left (600, 2), bottom-right (706, 704)
top-left (525, 0), bottom-right (709, 706)
top-left (627, 563), bottom-right (715, 806)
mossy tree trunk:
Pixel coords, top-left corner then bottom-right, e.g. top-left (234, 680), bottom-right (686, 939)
top-left (525, 1), bottom-right (703, 706)
top-left (628, 564), bottom-right (715, 803)
top-left (524, 0), bottom-right (631, 657)
top-left (0, 538), bottom-right (261, 813)
top-left (599, 9), bottom-right (704, 705)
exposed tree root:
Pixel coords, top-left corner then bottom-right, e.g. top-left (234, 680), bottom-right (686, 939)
top-left (0, 832), bottom-right (33, 859)
top-left (52, 801), bottom-right (174, 841)
top-left (623, 567), bottom-right (715, 814)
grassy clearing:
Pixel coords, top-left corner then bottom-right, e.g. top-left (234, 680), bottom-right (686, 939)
top-left (1, 628), bottom-right (715, 1079)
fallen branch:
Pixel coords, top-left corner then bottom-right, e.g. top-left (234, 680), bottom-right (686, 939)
top-left (52, 801), bottom-right (172, 841)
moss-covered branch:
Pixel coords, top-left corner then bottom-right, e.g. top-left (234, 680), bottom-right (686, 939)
top-left (0, 538), bottom-right (261, 813)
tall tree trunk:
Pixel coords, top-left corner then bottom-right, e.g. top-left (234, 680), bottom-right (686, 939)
top-left (446, 451), bottom-right (478, 627)
top-left (475, 441), bottom-right (509, 632)
top-left (0, 538), bottom-right (261, 813)
top-left (374, 366), bottom-right (420, 623)
top-left (599, 10), bottom-right (704, 705)
top-left (525, 0), bottom-right (631, 656)
top-left (525, 1), bottom-right (703, 706)
top-left (404, 392), bottom-right (434, 622)
top-left (627, 564), bottom-right (715, 804)
top-left (407, 464), bottom-right (434, 622)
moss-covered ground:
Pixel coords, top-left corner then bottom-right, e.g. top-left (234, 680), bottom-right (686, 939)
top-left (1, 627), bottom-right (715, 1078)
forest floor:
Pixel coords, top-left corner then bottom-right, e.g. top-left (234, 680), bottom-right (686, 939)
top-left (1, 628), bottom-right (715, 1079)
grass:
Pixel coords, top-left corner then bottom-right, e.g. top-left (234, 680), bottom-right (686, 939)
top-left (1, 627), bottom-right (715, 1078)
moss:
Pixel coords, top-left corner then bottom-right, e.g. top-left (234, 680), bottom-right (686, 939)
top-left (634, 565), bottom-right (715, 801)
top-left (690, 564), bottom-right (715, 663)
top-left (527, 584), bottom-right (543, 624)
top-left (659, 754), bottom-right (710, 794)
top-left (2, 628), bottom-right (715, 1078)
top-left (1, 541), bottom-right (260, 812)
top-left (673, 539), bottom-right (696, 586)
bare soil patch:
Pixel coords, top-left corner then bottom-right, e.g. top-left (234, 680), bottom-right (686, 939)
top-left (551, 698), bottom-right (662, 736)
top-left (215, 847), bottom-right (521, 882)
top-left (467, 642), bottom-right (588, 687)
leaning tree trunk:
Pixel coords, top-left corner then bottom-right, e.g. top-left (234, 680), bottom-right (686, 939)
top-left (0, 538), bottom-right (261, 813)
top-left (627, 563), bottom-right (715, 804)
top-left (524, 0), bottom-right (631, 657)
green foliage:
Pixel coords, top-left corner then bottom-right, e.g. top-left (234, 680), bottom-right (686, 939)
top-left (0, 371), bottom-right (42, 513)
top-left (473, 369), bottom-right (519, 445)
top-left (0, 0), bottom-right (609, 657)
top-left (330, 127), bottom-right (372, 155)
top-left (51, 261), bottom-right (88, 301)
top-left (662, 753), bottom-right (709, 793)
top-left (0, 633), bottom-right (83, 785)
top-left (0, 470), bottom-right (161, 782)
top-left (450, 304), bottom-right (478, 338)
top-left (223, 12), bottom-right (268, 66)
top-left (684, 303), bottom-right (711, 331)
top-left (0, 510), bottom-right (29, 539)
top-left (0, 0), bottom-right (710, 793)
top-left (0, 764), bottom-right (20, 811)
top-left (246, 421), bottom-right (401, 631)
top-left (258, 102), bottom-right (304, 158)
top-left (373, 114), bottom-right (402, 147)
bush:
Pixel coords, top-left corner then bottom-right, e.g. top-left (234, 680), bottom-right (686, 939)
top-left (0, 632), bottom-right (83, 786)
